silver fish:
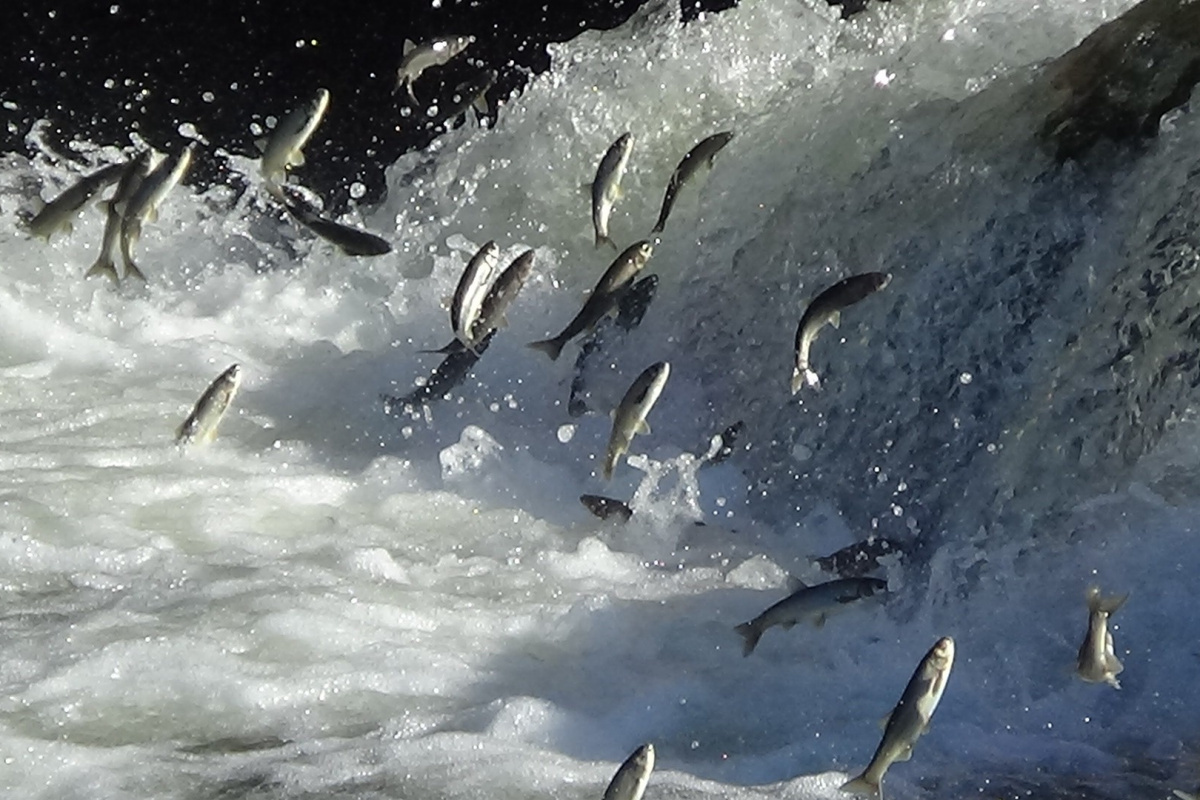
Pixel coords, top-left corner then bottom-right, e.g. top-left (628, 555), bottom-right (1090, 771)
top-left (27, 161), bottom-right (126, 241)
top-left (176, 364), bottom-right (242, 445)
top-left (386, 329), bottom-right (496, 411)
top-left (651, 131), bottom-right (733, 234)
top-left (120, 143), bottom-right (196, 283)
top-left (603, 361), bottom-right (669, 480)
top-left (528, 240), bottom-right (653, 361)
top-left (734, 577), bottom-right (887, 657)
top-left (580, 494), bottom-right (634, 523)
top-left (282, 193), bottom-right (391, 256)
top-left (395, 35), bottom-right (475, 104)
top-left (85, 151), bottom-right (156, 284)
top-left (259, 88), bottom-right (330, 186)
top-left (424, 249), bottom-right (534, 355)
top-left (841, 636), bottom-right (956, 798)
top-left (1075, 585), bottom-right (1127, 689)
top-left (792, 271), bottom-right (891, 393)
top-left (592, 132), bottom-right (634, 250)
top-left (602, 744), bottom-right (655, 800)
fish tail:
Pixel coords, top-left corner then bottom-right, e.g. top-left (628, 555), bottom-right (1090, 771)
top-left (595, 232), bottom-right (617, 250)
top-left (84, 256), bottom-right (120, 284)
top-left (840, 774), bottom-right (881, 798)
top-left (1086, 586), bottom-right (1127, 616)
top-left (1172, 790), bottom-right (1199, 800)
top-left (650, 217), bottom-right (666, 235)
top-left (733, 621), bottom-right (763, 657)
top-left (406, 83), bottom-right (419, 105)
top-left (527, 337), bottom-right (565, 361)
top-left (791, 366), bottom-right (821, 394)
top-left (602, 448), bottom-right (620, 480)
top-left (124, 261), bottom-right (149, 284)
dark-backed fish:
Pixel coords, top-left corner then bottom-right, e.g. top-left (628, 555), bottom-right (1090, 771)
top-left (603, 361), bottom-right (669, 480)
top-left (282, 193), bottom-right (391, 256)
top-left (734, 577), bottom-right (887, 656)
top-left (651, 131), bottom-right (733, 234)
top-left (592, 132), bottom-right (633, 250)
top-left (528, 241), bottom-right (653, 361)
top-left (28, 161), bottom-right (125, 241)
top-left (792, 271), bottom-right (891, 392)
top-left (177, 364), bottom-right (242, 445)
top-left (580, 494), bottom-right (634, 523)
top-left (85, 151), bottom-right (155, 284)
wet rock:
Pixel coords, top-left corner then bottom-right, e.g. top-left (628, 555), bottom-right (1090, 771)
top-left (1039, 0), bottom-right (1200, 160)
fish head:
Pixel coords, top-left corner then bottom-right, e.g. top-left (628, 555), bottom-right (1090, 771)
top-left (632, 240), bottom-right (654, 263)
top-left (928, 637), bottom-right (955, 671)
top-left (615, 131), bottom-right (635, 154)
top-left (874, 272), bottom-right (893, 291)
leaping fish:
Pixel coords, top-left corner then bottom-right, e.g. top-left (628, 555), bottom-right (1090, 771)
top-left (734, 577), bottom-right (887, 656)
top-left (841, 637), bottom-right (956, 798)
top-left (528, 241), bottom-right (653, 361)
top-left (792, 271), bottom-right (891, 393)
top-left (603, 361), bottom-right (669, 480)
top-left (395, 35), bottom-right (475, 105)
top-left (85, 150), bottom-right (157, 284)
top-left (119, 143), bottom-right (196, 283)
top-left (602, 744), bottom-right (655, 800)
top-left (259, 88), bottom-right (330, 187)
top-left (1075, 585), bottom-right (1127, 689)
top-left (27, 160), bottom-right (125, 242)
top-left (592, 132), bottom-right (634, 250)
top-left (651, 130), bottom-right (734, 234)
top-left (177, 364), bottom-right (242, 446)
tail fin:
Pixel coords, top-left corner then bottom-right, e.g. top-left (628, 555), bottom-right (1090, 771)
top-left (1086, 586), bottom-right (1127, 616)
top-left (790, 367), bottom-right (821, 395)
top-left (733, 622), bottom-right (762, 657)
top-left (840, 774), bottom-right (881, 798)
top-left (124, 260), bottom-right (149, 284)
top-left (527, 337), bottom-right (565, 361)
top-left (595, 232), bottom-right (617, 251)
top-left (85, 256), bottom-right (120, 285)
top-left (1172, 790), bottom-right (1199, 800)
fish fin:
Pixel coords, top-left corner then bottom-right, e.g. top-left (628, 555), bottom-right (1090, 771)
top-left (878, 711), bottom-right (892, 730)
top-left (733, 622), bottom-right (762, 657)
top-left (255, 137), bottom-right (268, 153)
top-left (526, 337), bottom-right (564, 361)
top-left (829, 310), bottom-right (841, 329)
top-left (840, 775), bottom-right (880, 798)
top-left (895, 745), bottom-right (914, 763)
top-left (651, 220), bottom-right (665, 234)
top-left (290, 150), bottom-right (306, 168)
top-left (1172, 791), bottom-right (1199, 800)
top-left (785, 575), bottom-right (808, 593)
top-left (403, 39), bottom-right (416, 55)
top-left (472, 95), bottom-right (490, 115)
top-left (637, 419), bottom-right (650, 435)
top-left (1086, 586), bottom-right (1128, 615)
top-left (406, 84), bottom-right (419, 105)
top-left (595, 232), bottom-right (617, 250)
top-left (812, 613), bottom-right (826, 628)
top-left (146, 207), bottom-right (158, 225)
top-left (124, 261), bottom-right (149, 284)
top-left (84, 256), bottom-right (120, 285)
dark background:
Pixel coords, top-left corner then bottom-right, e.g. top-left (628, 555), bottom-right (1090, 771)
top-left (0, 0), bottom-right (882, 208)
top-left (0, 0), bottom-right (747, 208)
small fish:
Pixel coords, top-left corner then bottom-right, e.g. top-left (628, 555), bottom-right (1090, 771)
top-left (1075, 585), bottom-right (1127, 689)
top-left (792, 271), bottom-right (891, 393)
top-left (27, 161), bottom-right (126, 241)
top-left (85, 151), bottom-right (156, 284)
top-left (430, 68), bottom-right (497, 129)
top-left (592, 132), bottom-right (634, 250)
top-left (704, 420), bottom-right (744, 466)
top-left (813, 537), bottom-right (906, 578)
top-left (580, 494), bottom-right (634, 523)
top-left (176, 364), bottom-right (242, 445)
top-left (259, 88), bottom-right (330, 186)
top-left (651, 131), bottom-right (734, 234)
top-left (841, 637), bottom-right (956, 798)
top-left (395, 35), bottom-right (475, 105)
top-left (281, 192), bottom-right (391, 256)
top-left (120, 143), bottom-right (196, 283)
top-left (734, 577), bottom-right (887, 656)
top-left (425, 249), bottom-right (534, 355)
top-left (386, 330), bottom-right (497, 411)
top-left (603, 361), bottom-right (669, 480)
top-left (569, 274), bottom-right (659, 417)
top-left (450, 241), bottom-right (501, 350)
top-left (602, 744), bottom-right (655, 800)
top-left (528, 241), bottom-right (653, 361)
top-left (1173, 790), bottom-right (1199, 800)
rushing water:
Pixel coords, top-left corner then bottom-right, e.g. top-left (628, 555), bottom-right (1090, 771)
top-left (1, 0), bottom-right (1199, 798)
